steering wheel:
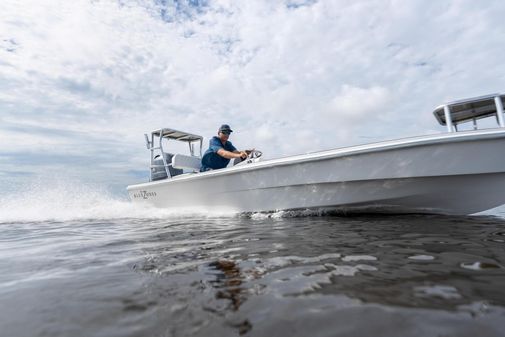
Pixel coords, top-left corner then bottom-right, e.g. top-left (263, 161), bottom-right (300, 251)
top-left (247, 150), bottom-right (262, 159)
top-left (233, 150), bottom-right (262, 166)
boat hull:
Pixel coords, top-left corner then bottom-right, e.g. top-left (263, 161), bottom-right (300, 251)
top-left (127, 129), bottom-right (505, 215)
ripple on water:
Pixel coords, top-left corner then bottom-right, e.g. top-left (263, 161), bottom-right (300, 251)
top-left (408, 255), bottom-right (435, 261)
top-left (341, 255), bottom-right (378, 262)
top-left (3, 214), bottom-right (505, 337)
top-left (460, 261), bottom-right (502, 270)
top-left (414, 285), bottom-right (462, 299)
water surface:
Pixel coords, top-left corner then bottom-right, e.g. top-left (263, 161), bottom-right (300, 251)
top-left (1, 206), bottom-right (505, 337)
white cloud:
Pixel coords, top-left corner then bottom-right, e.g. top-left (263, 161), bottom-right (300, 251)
top-left (1, 0), bottom-right (504, 192)
top-left (328, 85), bottom-right (391, 120)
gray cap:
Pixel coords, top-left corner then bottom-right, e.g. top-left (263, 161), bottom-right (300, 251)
top-left (219, 124), bottom-right (233, 133)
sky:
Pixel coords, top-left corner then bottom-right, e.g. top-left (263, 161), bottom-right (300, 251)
top-left (1, 0), bottom-right (504, 195)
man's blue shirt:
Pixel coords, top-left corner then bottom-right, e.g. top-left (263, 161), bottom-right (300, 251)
top-left (201, 136), bottom-right (237, 170)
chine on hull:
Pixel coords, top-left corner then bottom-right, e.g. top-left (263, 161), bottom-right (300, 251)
top-left (128, 129), bottom-right (505, 215)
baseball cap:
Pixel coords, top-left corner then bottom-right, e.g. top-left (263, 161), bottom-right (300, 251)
top-left (219, 124), bottom-right (233, 133)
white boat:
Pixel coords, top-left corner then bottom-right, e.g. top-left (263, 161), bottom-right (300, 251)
top-left (127, 93), bottom-right (505, 215)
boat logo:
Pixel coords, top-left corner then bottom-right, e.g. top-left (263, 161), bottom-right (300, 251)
top-left (133, 190), bottom-right (157, 199)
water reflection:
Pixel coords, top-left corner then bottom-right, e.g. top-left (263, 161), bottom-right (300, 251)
top-left (136, 213), bottom-right (505, 313)
top-left (208, 260), bottom-right (252, 334)
top-left (3, 213), bottom-right (505, 337)
top-left (209, 260), bottom-right (246, 311)
top-left (35, 213), bottom-right (499, 336)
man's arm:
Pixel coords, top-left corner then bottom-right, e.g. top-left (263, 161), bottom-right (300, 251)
top-left (217, 148), bottom-right (247, 159)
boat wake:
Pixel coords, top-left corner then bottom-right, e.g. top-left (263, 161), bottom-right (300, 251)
top-left (244, 209), bottom-right (339, 219)
top-left (0, 180), bottom-right (236, 223)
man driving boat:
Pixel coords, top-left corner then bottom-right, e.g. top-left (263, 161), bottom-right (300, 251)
top-left (200, 124), bottom-right (248, 171)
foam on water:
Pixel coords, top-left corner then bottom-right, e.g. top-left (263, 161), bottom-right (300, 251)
top-left (0, 179), bottom-right (236, 223)
top-left (247, 208), bottom-right (338, 220)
